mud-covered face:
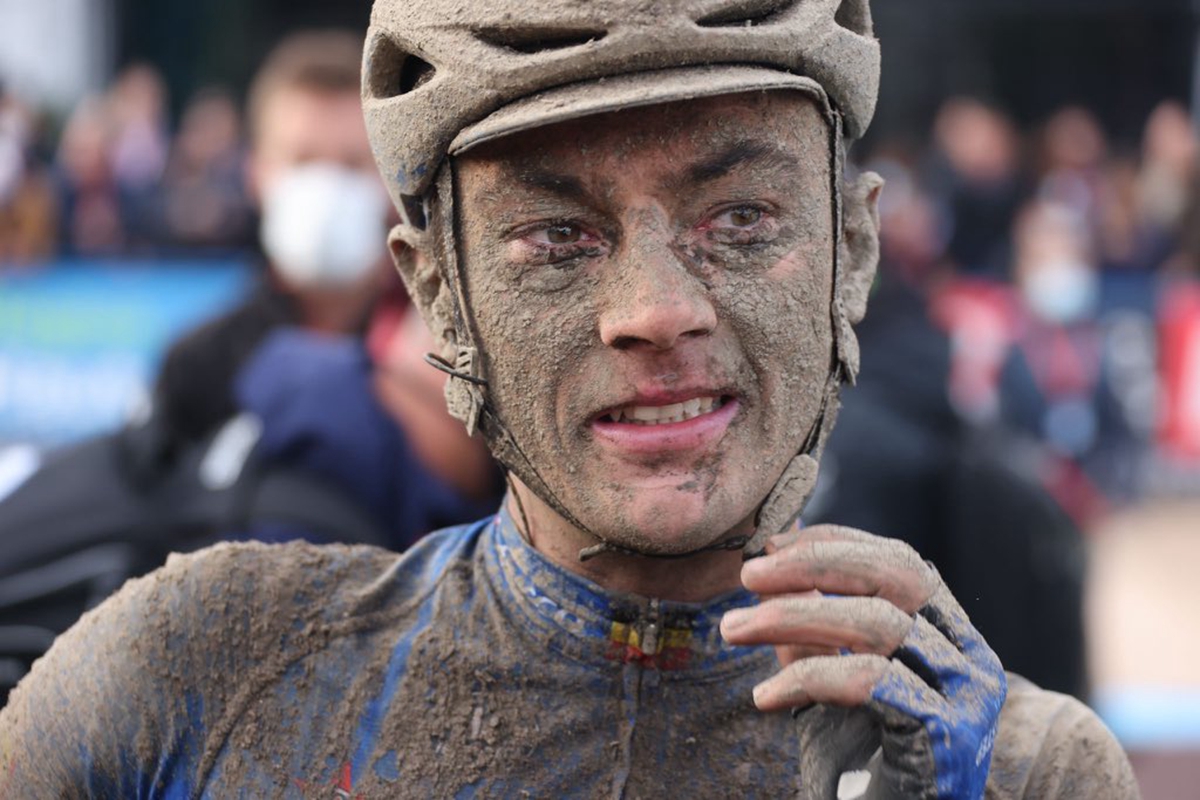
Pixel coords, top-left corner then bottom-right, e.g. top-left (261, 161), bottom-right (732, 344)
top-left (455, 92), bottom-right (835, 554)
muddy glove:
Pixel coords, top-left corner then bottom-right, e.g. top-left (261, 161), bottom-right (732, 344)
top-left (720, 525), bottom-right (1006, 800)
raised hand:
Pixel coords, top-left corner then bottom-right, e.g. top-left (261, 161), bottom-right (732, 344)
top-left (720, 525), bottom-right (1006, 799)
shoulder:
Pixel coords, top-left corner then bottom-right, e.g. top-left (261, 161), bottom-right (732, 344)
top-left (20, 525), bottom-right (488, 689)
top-left (146, 525), bottom-right (489, 639)
top-left (987, 673), bottom-right (1140, 799)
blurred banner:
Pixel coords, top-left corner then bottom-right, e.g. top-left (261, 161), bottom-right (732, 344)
top-left (0, 262), bottom-right (250, 447)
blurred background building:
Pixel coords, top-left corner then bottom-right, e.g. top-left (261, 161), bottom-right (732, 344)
top-left (2, 1), bottom-right (1200, 796)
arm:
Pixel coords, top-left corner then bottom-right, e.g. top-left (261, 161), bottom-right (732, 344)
top-left (0, 542), bottom-right (314, 798)
top-left (0, 559), bottom-right (208, 797)
top-left (988, 676), bottom-right (1139, 799)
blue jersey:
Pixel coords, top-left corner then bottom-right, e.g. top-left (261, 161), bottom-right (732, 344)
top-left (0, 507), bottom-right (1135, 798)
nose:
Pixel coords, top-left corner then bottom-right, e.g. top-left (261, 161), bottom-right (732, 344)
top-left (598, 249), bottom-right (717, 351)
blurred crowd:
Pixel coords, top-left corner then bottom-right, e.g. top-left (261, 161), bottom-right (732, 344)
top-left (0, 64), bottom-right (254, 263)
top-left (857, 97), bottom-right (1200, 527)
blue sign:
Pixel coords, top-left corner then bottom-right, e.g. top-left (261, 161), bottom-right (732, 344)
top-left (0, 261), bottom-right (253, 447)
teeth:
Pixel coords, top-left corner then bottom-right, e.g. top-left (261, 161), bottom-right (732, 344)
top-left (610, 397), bottom-right (725, 425)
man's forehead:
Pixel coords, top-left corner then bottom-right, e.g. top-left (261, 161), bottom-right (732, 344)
top-left (458, 92), bottom-right (830, 196)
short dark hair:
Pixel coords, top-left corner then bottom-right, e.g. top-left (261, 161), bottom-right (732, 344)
top-left (246, 30), bottom-right (364, 144)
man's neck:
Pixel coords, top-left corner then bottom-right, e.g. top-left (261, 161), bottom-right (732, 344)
top-left (506, 484), bottom-right (748, 604)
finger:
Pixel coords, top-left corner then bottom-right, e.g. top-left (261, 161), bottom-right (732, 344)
top-left (752, 653), bottom-right (890, 712)
top-left (892, 615), bottom-right (975, 698)
top-left (764, 523), bottom-right (877, 553)
top-left (907, 604), bottom-right (1005, 703)
top-left (742, 537), bottom-right (937, 613)
top-left (866, 656), bottom-right (950, 728)
top-left (721, 596), bottom-right (913, 656)
top-left (918, 580), bottom-right (990, 658)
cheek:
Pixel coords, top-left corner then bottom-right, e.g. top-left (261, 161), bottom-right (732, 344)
top-left (468, 268), bottom-right (600, 436)
top-left (715, 246), bottom-right (834, 415)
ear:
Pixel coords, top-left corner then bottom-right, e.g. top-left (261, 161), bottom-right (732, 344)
top-left (387, 223), bottom-right (458, 359)
top-left (838, 171), bottom-right (884, 325)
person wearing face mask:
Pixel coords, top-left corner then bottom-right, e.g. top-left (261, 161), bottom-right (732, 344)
top-left (154, 30), bottom-right (397, 443)
top-left (1000, 200), bottom-right (1145, 523)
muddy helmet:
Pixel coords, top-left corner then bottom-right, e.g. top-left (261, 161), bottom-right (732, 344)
top-left (362, 0), bottom-right (881, 557)
top-left (363, 0), bottom-right (879, 223)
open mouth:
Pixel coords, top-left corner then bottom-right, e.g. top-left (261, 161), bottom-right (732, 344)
top-left (600, 396), bottom-right (731, 426)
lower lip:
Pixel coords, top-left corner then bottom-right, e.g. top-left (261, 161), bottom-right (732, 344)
top-left (590, 398), bottom-right (740, 455)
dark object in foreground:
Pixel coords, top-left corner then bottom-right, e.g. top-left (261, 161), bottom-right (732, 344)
top-left (0, 410), bottom-right (385, 704)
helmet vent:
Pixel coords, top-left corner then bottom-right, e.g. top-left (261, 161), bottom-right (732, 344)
top-left (695, 0), bottom-right (794, 28)
top-left (474, 28), bottom-right (607, 55)
top-left (367, 36), bottom-right (436, 99)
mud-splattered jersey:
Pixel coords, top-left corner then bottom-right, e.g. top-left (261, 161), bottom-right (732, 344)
top-left (0, 508), bottom-right (1136, 798)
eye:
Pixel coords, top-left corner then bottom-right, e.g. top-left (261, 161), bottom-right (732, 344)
top-left (701, 203), bottom-right (779, 249)
top-left (713, 205), bottom-right (764, 229)
top-left (530, 223), bottom-right (586, 245)
top-left (508, 219), bottom-right (610, 279)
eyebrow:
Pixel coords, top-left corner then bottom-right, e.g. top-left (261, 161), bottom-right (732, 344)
top-left (509, 168), bottom-right (589, 202)
top-left (683, 140), bottom-right (793, 186)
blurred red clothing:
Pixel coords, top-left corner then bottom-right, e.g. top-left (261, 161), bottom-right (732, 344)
top-left (1159, 280), bottom-right (1200, 459)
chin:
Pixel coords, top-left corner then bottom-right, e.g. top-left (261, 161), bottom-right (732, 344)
top-left (591, 487), bottom-right (751, 556)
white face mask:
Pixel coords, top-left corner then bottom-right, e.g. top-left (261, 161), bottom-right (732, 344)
top-left (260, 162), bottom-right (388, 287)
top-left (1022, 260), bottom-right (1099, 324)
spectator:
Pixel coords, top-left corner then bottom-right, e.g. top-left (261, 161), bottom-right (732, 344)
top-left (160, 88), bottom-right (254, 253)
top-left (1036, 106), bottom-right (1110, 233)
top-left (1137, 101), bottom-right (1196, 238)
top-left (811, 263), bottom-right (1088, 697)
top-left (155, 30), bottom-right (398, 442)
top-left (0, 82), bottom-right (57, 264)
top-left (54, 97), bottom-right (124, 256)
top-left (107, 64), bottom-right (170, 250)
top-left (925, 97), bottom-right (1026, 278)
top-left (1000, 200), bottom-right (1145, 521)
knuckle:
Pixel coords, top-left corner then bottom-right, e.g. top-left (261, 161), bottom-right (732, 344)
top-left (850, 597), bottom-right (913, 652)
